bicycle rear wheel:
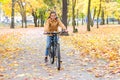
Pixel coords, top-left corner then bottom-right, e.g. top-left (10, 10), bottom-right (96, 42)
top-left (56, 43), bottom-right (61, 70)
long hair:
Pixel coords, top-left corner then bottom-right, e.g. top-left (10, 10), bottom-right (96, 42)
top-left (48, 11), bottom-right (58, 19)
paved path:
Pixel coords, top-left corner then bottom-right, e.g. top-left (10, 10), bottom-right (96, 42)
top-left (0, 28), bottom-right (119, 80)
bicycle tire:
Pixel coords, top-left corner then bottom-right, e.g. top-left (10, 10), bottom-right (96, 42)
top-left (56, 43), bottom-right (61, 70)
top-left (49, 46), bottom-right (54, 64)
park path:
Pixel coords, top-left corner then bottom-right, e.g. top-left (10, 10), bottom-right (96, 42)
top-left (0, 28), bottom-right (119, 80)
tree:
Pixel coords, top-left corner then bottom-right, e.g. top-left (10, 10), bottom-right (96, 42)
top-left (75, 0), bottom-right (86, 25)
top-left (38, 8), bottom-right (46, 27)
top-left (1, 0), bottom-right (120, 30)
top-left (16, 0), bottom-right (27, 28)
top-left (26, 0), bottom-right (47, 27)
top-left (62, 0), bottom-right (67, 28)
top-left (92, 7), bottom-right (96, 25)
top-left (80, 13), bottom-right (85, 25)
top-left (11, 0), bottom-right (15, 29)
top-left (90, 0), bottom-right (99, 27)
top-left (72, 0), bottom-right (78, 32)
top-left (87, 0), bottom-right (91, 31)
top-left (101, 9), bottom-right (105, 25)
top-left (97, 0), bottom-right (101, 28)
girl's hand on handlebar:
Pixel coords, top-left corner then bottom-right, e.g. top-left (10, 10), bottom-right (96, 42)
top-left (62, 29), bottom-right (68, 33)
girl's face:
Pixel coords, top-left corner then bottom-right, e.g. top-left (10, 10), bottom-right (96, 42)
top-left (50, 13), bottom-right (56, 20)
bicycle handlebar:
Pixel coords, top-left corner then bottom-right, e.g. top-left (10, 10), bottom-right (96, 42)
top-left (44, 32), bottom-right (61, 35)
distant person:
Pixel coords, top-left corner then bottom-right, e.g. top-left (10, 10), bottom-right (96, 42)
top-left (44, 11), bottom-right (67, 62)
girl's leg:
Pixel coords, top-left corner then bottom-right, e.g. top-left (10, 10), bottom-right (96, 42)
top-left (54, 35), bottom-right (59, 43)
top-left (45, 36), bottom-right (51, 57)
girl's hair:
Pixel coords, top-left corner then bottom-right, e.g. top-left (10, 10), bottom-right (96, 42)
top-left (48, 11), bottom-right (58, 19)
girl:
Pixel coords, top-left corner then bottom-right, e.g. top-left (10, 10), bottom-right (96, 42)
top-left (44, 11), bottom-right (67, 62)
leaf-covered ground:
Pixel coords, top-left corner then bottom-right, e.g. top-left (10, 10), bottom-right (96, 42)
top-left (62, 25), bottom-right (120, 79)
top-left (0, 26), bottom-right (120, 80)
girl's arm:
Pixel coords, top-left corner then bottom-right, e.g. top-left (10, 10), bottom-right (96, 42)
top-left (58, 19), bottom-right (67, 30)
top-left (44, 19), bottom-right (49, 32)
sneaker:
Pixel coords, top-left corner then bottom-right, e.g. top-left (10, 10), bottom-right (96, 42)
top-left (45, 57), bottom-right (48, 63)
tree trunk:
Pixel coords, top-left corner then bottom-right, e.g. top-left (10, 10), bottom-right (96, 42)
top-left (81, 13), bottom-right (84, 25)
top-left (87, 0), bottom-right (91, 31)
top-left (97, 18), bottom-right (99, 28)
top-left (11, 0), bottom-right (15, 29)
top-left (72, 0), bottom-right (77, 33)
top-left (112, 18), bottom-right (114, 24)
top-left (118, 19), bottom-right (120, 24)
top-left (41, 20), bottom-right (44, 27)
top-left (93, 7), bottom-right (96, 21)
top-left (20, 11), bottom-right (24, 28)
top-left (34, 17), bottom-right (37, 27)
top-left (22, 11), bottom-right (27, 28)
top-left (82, 18), bottom-right (84, 25)
top-left (67, 18), bottom-right (70, 26)
top-left (62, 0), bottom-right (67, 28)
top-left (101, 9), bottom-right (105, 25)
top-left (90, 12), bottom-right (93, 27)
top-left (24, 11), bottom-right (27, 28)
top-left (17, 0), bottom-right (27, 28)
top-left (106, 16), bottom-right (109, 24)
top-left (97, 0), bottom-right (101, 28)
top-left (92, 7), bottom-right (96, 26)
top-left (38, 19), bottom-right (40, 27)
top-left (77, 9), bottom-right (79, 26)
top-left (32, 11), bottom-right (38, 27)
top-left (22, 16), bottom-right (24, 28)
top-left (40, 14), bottom-right (44, 27)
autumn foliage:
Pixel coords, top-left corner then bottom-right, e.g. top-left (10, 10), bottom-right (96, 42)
top-left (62, 25), bottom-right (120, 76)
top-left (0, 29), bottom-right (22, 54)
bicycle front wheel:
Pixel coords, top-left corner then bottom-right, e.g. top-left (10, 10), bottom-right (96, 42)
top-left (49, 46), bottom-right (54, 64)
top-left (56, 43), bottom-right (61, 70)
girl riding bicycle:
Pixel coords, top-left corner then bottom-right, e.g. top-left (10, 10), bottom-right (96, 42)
top-left (44, 11), bottom-right (67, 62)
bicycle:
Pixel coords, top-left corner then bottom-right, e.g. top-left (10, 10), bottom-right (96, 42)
top-left (44, 32), bottom-right (61, 70)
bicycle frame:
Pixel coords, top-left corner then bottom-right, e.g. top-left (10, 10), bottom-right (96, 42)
top-left (49, 34), bottom-right (59, 57)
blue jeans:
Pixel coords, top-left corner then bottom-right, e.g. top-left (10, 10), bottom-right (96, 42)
top-left (45, 35), bottom-right (58, 56)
